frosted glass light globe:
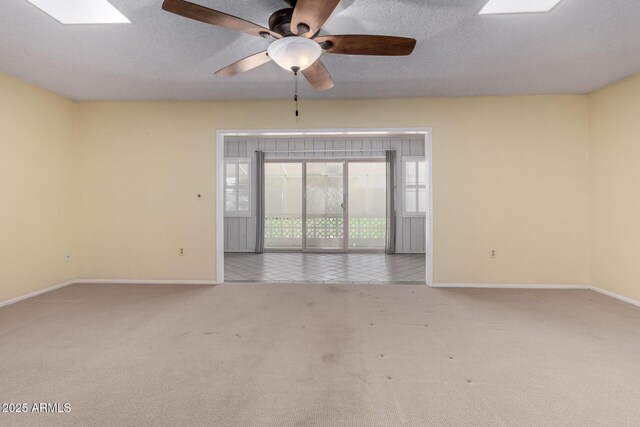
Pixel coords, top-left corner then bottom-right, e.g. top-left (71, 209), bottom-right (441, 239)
top-left (267, 36), bottom-right (322, 72)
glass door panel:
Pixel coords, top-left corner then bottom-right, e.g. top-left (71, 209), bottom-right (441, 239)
top-left (264, 163), bottom-right (303, 249)
top-left (305, 162), bottom-right (345, 250)
top-left (348, 162), bottom-right (386, 249)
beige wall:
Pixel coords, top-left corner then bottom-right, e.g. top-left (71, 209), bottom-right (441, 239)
top-left (0, 74), bottom-right (77, 302)
top-left (1, 71), bottom-right (601, 303)
top-left (75, 96), bottom-right (590, 285)
top-left (588, 73), bottom-right (640, 301)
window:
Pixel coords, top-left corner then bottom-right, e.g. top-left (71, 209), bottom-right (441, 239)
top-left (402, 157), bottom-right (427, 216)
top-left (224, 158), bottom-right (251, 217)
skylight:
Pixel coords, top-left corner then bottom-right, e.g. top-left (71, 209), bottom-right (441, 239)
top-left (26, 0), bottom-right (130, 24)
top-left (479, 0), bottom-right (564, 15)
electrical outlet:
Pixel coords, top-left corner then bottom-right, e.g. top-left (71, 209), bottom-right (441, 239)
top-left (179, 248), bottom-right (185, 256)
top-left (490, 250), bottom-right (497, 259)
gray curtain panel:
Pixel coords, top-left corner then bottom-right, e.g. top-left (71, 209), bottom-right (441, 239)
top-left (385, 150), bottom-right (397, 254)
top-left (255, 150), bottom-right (266, 254)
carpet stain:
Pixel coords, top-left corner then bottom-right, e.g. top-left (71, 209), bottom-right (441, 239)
top-left (321, 353), bottom-right (340, 364)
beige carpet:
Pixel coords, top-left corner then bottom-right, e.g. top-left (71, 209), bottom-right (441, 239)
top-left (1, 283), bottom-right (639, 426)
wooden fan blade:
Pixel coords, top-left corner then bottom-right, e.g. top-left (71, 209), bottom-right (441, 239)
top-left (302, 60), bottom-right (334, 92)
top-left (215, 51), bottom-right (271, 78)
top-left (162, 0), bottom-right (281, 39)
top-left (314, 35), bottom-right (416, 56)
top-left (291, 0), bottom-right (341, 37)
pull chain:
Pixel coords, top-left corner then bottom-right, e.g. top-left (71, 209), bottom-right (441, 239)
top-left (291, 66), bottom-right (300, 117)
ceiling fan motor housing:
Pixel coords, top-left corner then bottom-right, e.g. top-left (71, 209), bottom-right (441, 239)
top-left (269, 8), bottom-right (294, 36)
top-left (269, 7), bottom-right (311, 37)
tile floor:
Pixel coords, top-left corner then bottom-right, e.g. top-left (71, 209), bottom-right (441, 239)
top-left (224, 252), bottom-right (426, 284)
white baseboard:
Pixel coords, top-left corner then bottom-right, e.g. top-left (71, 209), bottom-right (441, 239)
top-left (432, 283), bottom-right (589, 290)
top-left (433, 283), bottom-right (640, 308)
top-left (3, 280), bottom-right (638, 310)
top-left (0, 279), bottom-right (217, 308)
top-left (589, 286), bottom-right (640, 308)
top-left (75, 279), bottom-right (218, 286)
top-left (0, 280), bottom-right (76, 308)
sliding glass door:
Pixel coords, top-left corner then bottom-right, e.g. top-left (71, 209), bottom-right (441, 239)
top-left (348, 162), bottom-right (386, 250)
top-left (264, 163), bottom-right (303, 250)
top-left (264, 159), bottom-right (385, 252)
top-left (304, 162), bottom-right (346, 251)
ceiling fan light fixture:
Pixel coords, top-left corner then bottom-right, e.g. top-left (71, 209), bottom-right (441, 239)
top-left (267, 36), bottom-right (322, 72)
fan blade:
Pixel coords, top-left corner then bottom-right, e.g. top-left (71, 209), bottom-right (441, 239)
top-left (302, 60), bottom-right (334, 92)
top-left (162, 0), bottom-right (281, 39)
top-left (314, 35), bottom-right (416, 56)
top-left (215, 51), bottom-right (271, 78)
top-left (291, 0), bottom-right (341, 37)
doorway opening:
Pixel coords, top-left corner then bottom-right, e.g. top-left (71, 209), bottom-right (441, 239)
top-left (216, 129), bottom-right (433, 285)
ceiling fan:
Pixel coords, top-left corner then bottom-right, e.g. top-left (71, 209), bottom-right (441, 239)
top-left (161, 0), bottom-right (417, 92)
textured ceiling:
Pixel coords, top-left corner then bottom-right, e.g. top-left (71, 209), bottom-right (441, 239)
top-left (1, 0), bottom-right (639, 100)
